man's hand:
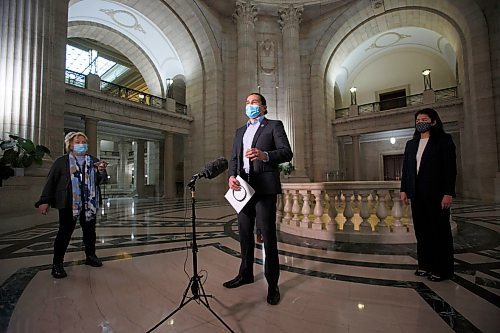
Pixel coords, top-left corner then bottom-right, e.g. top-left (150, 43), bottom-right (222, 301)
top-left (38, 203), bottom-right (49, 215)
top-left (245, 148), bottom-right (266, 161)
top-left (400, 191), bottom-right (408, 205)
top-left (228, 176), bottom-right (241, 190)
top-left (441, 195), bottom-right (453, 209)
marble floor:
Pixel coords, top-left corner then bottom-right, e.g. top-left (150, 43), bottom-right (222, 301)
top-left (0, 197), bottom-right (499, 333)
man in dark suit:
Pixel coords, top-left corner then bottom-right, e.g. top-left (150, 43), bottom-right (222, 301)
top-left (400, 108), bottom-right (457, 282)
top-left (224, 92), bottom-right (293, 305)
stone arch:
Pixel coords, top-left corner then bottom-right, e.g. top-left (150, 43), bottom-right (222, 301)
top-left (115, 0), bottom-right (224, 197)
top-left (67, 21), bottom-right (164, 96)
top-left (309, 0), bottom-right (496, 199)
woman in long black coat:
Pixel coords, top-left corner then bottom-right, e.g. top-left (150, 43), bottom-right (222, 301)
top-left (35, 132), bottom-right (108, 279)
top-left (400, 108), bottom-right (457, 282)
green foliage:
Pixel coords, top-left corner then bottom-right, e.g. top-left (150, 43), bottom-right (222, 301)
top-left (278, 162), bottom-right (294, 176)
top-left (0, 135), bottom-right (51, 185)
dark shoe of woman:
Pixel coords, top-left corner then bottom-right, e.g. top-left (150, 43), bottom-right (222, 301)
top-left (428, 274), bottom-right (451, 282)
top-left (51, 263), bottom-right (67, 279)
top-left (414, 270), bottom-right (431, 277)
top-left (85, 255), bottom-right (103, 267)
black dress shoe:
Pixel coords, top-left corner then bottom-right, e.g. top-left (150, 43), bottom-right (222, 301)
top-left (85, 255), bottom-right (103, 267)
top-left (428, 274), bottom-right (451, 282)
top-left (267, 286), bottom-right (280, 305)
top-left (414, 269), bottom-right (431, 277)
top-left (51, 263), bottom-right (67, 279)
top-left (223, 275), bottom-right (254, 289)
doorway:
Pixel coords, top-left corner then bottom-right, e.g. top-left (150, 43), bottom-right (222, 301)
top-left (383, 154), bottom-right (404, 180)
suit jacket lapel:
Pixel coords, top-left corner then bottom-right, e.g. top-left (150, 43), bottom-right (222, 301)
top-left (236, 126), bottom-right (246, 171)
top-left (251, 118), bottom-right (268, 147)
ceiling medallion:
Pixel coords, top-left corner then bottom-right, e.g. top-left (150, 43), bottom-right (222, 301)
top-left (100, 8), bottom-right (145, 34)
top-left (366, 32), bottom-right (411, 50)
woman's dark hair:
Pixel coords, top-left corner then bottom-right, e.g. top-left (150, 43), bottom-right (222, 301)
top-left (413, 108), bottom-right (446, 139)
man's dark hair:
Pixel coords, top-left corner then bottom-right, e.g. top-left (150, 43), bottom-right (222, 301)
top-left (249, 92), bottom-right (267, 114)
top-left (250, 92), bottom-right (267, 106)
top-left (413, 108), bottom-right (446, 139)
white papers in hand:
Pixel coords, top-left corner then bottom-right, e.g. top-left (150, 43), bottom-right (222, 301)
top-left (224, 175), bottom-right (255, 214)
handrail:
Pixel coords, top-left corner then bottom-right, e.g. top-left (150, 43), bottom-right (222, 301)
top-left (334, 86), bottom-right (459, 118)
top-left (175, 102), bottom-right (187, 115)
top-left (64, 69), bottom-right (188, 113)
top-left (100, 80), bottom-right (166, 108)
top-left (65, 69), bottom-right (86, 88)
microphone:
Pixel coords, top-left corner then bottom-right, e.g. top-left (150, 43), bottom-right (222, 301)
top-left (188, 157), bottom-right (228, 187)
top-left (198, 157), bottom-right (228, 179)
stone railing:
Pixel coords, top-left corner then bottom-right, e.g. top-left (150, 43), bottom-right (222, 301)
top-left (334, 86), bottom-right (458, 119)
top-left (278, 181), bottom-right (416, 243)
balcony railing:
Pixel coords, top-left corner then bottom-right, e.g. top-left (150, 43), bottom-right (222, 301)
top-left (334, 87), bottom-right (458, 119)
top-left (435, 86), bottom-right (458, 101)
top-left (175, 102), bottom-right (187, 115)
top-left (100, 80), bottom-right (166, 108)
top-left (64, 69), bottom-right (188, 114)
top-left (65, 69), bottom-right (86, 88)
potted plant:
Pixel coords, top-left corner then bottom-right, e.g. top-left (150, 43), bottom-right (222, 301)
top-left (0, 160), bottom-right (14, 187)
top-left (0, 135), bottom-right (51, 184)
top-left (279, 162), bottom-right (294, 178)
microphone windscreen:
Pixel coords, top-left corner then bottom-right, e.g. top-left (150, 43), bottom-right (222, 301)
top-left (202, 157), bottom-right (228, 179)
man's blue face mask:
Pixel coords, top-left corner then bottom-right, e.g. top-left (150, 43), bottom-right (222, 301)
top-left (245, 104), bottom-right (261, 119)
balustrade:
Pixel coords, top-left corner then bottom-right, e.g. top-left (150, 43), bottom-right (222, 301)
top-left (278, 181), bottom-right (416, 243)
top-left (64, 69), bottom-right (189, 114)
top-left (334, 87), bottom-right (458, 119)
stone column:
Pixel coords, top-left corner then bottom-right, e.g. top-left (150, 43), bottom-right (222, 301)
top-left (0, 0), bottom-right (68, 154)
top-left (351, 135), bottom-right (361, 180)
top-left (84, 117), bottom-right (98, 157)
top-left (163, 132), bottom-right (176, 198)
top-left (278, 5), bottom-right (308, 181)
top-left (147, 141), bottom-right (159, 187)
top-left (233, 0), bottom-right (258, 125)
top-left (118, 140), bottom-right (129, 190)
top-left (135, 140), bottom-right (145, 197)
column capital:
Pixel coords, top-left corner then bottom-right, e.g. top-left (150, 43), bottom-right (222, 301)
top-left (278, 4), bottom-right (303, 30)
top-left (233, 0), bottom-right (258, 26)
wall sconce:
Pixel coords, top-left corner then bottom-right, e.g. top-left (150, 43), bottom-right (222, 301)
top-left (422, 69), bottom-right (432, 90)
top-left (390, 137), bottom-right (396, 144)
top-left (166, 78), bottom-right (173, 98)
top-left (349, 86), bottom-right (357, 105)
top-left (138, 93), bottom-right (145, 103)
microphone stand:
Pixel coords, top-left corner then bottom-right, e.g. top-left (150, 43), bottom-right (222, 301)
top-left (147, 177), bottom-right (234, 333)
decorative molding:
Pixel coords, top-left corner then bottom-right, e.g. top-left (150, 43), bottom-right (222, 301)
top-left (366, 32), bottom-right (411, 50)
top-left (278, 4), bottom-right (303, 30)
top-left (259, 39), bottom-right (277, 75)
top-left (232, 0), bottom-right (258, 26)
top-left (371, 0), bottom-right (384, 10)
top-left (100, 8), bottom-right (145, 34)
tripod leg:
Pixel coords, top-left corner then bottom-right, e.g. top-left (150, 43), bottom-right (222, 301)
top-left (146, 278), bottom-right (194, 333)
top-left (195, 277), bottom-right (235, 333)
top-left (147, 186), bottom-right (234, 332)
